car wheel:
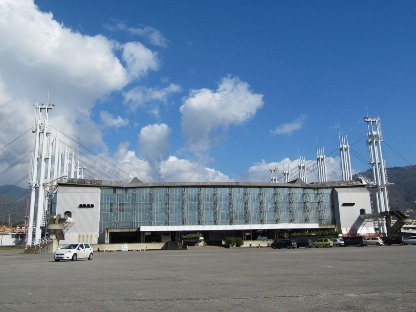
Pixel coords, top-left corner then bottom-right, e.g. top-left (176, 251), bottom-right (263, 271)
top-left (55, 259), bottom-right (60, 262)
top-left (272, 246), bottom-right (277, 249)
top-left (88, 253), bottom-right (93, 260)
top-left (72, 253), bottom-right (77, 261)
top-left (357, 243), bottom-right (361, 247)
top-left (305, 246), bottom-right (309, 248)
top-left (376, 243), bottom-right (380, 246)
top-left (399, 243), bottom-right (403, 245)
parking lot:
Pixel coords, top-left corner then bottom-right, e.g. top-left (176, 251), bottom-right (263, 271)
top-left (0, 245), bottom-right (415, 312)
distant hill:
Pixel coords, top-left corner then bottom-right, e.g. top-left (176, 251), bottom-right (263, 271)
top-left (383, 166), bottom-right (416, 217)
top-left (0, 185), bottom-right (27, 200)
top-left (0, 185), bottom-right (27, 226)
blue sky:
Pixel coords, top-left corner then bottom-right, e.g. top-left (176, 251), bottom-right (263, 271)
top-left (0, 0), bottom-right (415, 186)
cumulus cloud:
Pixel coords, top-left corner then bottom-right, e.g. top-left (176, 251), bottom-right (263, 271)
top-left (180, 76), bottom-right (264, 160)
top-left (109, 140), bottom-right (232, 183)
top-left (0, 0), bottom-right (161, 186)
top-left (124, 83), bottom-right (181, 111)
top-left (122, 41), bottom-right (159, 80)
top-left (100, 111), bottom-right (129, 128)
top-left (271, 114), bottom-right (307, 136)
top-left (160, 156), bottom-right (232, 182)
top-left (111, 141), bottom-right (154, 182)
top-left (235, 157), bottom-right (343, 183)
top-left (104, 22), bottom-right (168, 48)
top-left (138, 123), bottom-right (171, 168)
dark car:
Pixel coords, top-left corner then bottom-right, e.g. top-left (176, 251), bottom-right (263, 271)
top-left (386, 236), bottom-right (405, 245)
top-left (296, 239), bottom-right (314, 248)
top-left (271, 239), bottom-right (297, 249)
top-left (343, 236), bottom-right (367, 247)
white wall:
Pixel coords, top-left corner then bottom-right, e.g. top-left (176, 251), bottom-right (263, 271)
top-left (334, 187), bottom-right (375, 235)
top-left (0, 233), bottom-right (25, 246)
top-left (55, 186), bottom-right (101, 244)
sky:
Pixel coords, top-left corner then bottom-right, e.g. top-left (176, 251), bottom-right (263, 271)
top-left (0, 0), bottom-right (415, 188)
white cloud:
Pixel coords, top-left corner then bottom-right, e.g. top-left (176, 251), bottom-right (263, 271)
top-left (271, 114), bottom-right (307, 136)
top-left (100, 111), bottom-right (129, 128)
top-left (235, 157), bottom-right (343, 183)
top-left (104, 22), bottom-right (168, 48)
top-left (111, 142), bottom-right (154, 182)
top-left (160, 156), bottom-right (232, 182)
top-left (122, 41), bottom-right (159, 80)
top-left (138, 123), bottom-right (171, 165)
top-left (180, 76), bottom-right (264, 160)
top-left (0, 0), bottom-right (161, 186)
top-left (123, 83), bottom-right (181, 111)
top-left (109, 142), bottom-right (232, 183)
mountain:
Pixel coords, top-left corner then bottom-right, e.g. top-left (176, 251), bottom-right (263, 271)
top-left (384, 166), bottom-right (416, 217)
top-left (0, 186), bottom-right (27, 226)
top-left (0, 185), bottom-right (27, 200)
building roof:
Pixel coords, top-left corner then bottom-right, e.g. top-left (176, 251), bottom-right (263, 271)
top-left (58, 178), bottom-right (365, 189)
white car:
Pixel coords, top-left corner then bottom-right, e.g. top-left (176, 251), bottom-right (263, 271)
top-left (404, 236), bottom-right (416, 245)
top-left (366, 237), bottom-right (384, 246)
top-left (54, 243), bottom-right (94, 262)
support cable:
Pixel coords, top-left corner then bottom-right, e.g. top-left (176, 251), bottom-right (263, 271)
top-left (50, 126), bottom-right (131, 182)
top-left (0, 128), bottom-right (32, 152)
top-left (383, 141), bottom-right (413, 167)
top-left (0, 151), bottom-right (32, 177)
top-left (59, 140), bottom-right (128, 182)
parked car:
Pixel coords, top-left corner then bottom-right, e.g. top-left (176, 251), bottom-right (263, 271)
top-left (271, 239), bottom-right (297, 249)
top-left (330, 238), bottom-right (345, 247)
top-left (366, 237), bottom-right (384, 246)
top-left (343, 236), bottom-right (367, 247)
top-left (313, 238), bottom-right (333, 248)
top-left (296, 239), bottom-right (314, 248)
top-left (386, 236), bottom-right (405, 245)
top-left (404, 236), bottom-right (416, 245)
top-left (54, 243), bottom-right (94, 262)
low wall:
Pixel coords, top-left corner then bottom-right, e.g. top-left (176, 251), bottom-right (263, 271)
top-left (241, 240), bottom-right (273, 248)
top-left (92, 242), bottom-right (166, 252)
top-left (0, 245), bottom-right (25, 251)
top-left (24, 240), bottom-right (58, 254)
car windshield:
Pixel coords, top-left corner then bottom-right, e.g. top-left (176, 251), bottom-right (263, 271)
top-left (61, 244), bottom-right (79, 249)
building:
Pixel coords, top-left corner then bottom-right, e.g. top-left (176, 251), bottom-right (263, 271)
top-left (52, 177), bottom-right (375, 245)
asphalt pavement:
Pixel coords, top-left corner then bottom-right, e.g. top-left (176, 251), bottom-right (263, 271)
top-left (0, 245), bottom-right (415, 312)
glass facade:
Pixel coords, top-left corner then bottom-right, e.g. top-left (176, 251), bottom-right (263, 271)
top-left (99, 186), bottom-right (334, 238)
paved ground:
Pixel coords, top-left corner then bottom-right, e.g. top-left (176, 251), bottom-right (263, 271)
top-left (0, 245), bottom-right (415, 312)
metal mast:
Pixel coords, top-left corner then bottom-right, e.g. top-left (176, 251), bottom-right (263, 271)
top-left (364, 116), bottom-right (390, 234)
top-left (27, 103), bottom-right (54, 246)
top-left (283, 163), bottom-right (290, 183)
top-left (298, 156), bottom-right (307, 183)
top-left (269, 165), bottom-right (278, 183)
top-left (316, 147), bottom-right (327, 182)
top-left (339, 135), bottom-right (352, 181)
